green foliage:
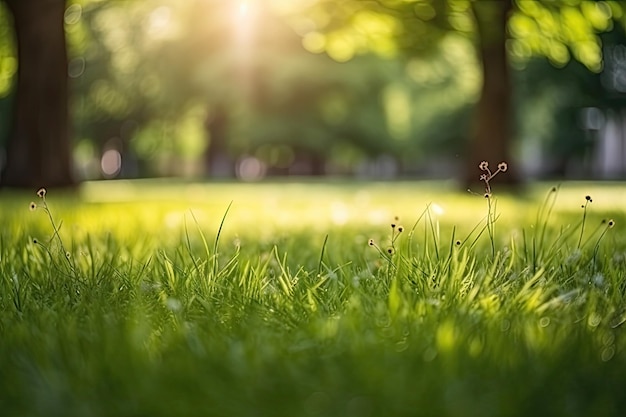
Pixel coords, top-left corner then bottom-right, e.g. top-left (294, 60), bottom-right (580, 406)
top-left (65, 0), bottom-right (414, 175)
top-left (1, 181), bottom-right (626, 416)
top-left (510, 0), bottom-right (622, 71)
top-left (2, 0), bottom-right (625, 179)
top-left (0, 2), bottom-right (15, 147)
top-left (303, 0), bottom-right (623, 71)
top-left (0, 2), bottom-right (16, 99)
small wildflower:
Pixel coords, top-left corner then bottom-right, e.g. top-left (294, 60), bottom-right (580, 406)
top-left (368, 239), bottom-right (375, 246)
top-left (36, 188), bottom-right (46, 198)
top-left (29, 202), bottom-right (37, 211)
top-left (394, 216), bottom-right (399, 221)
top-left (479, 174), bottom-right (488, 181)
top-left (387, 247), bottom-right (395, 255)
top-left (608, 219), bottom-right (615, 228)
top-left (455, 240), bottom-right (461, 246)
top-left (397, 226), bottom-right (404, 233)
top-left (497, 162), bottom-right (508, 172)
top-left (32, 238), bottom-right (38, 244)
top-left (585, 195), bottom-right (592, 202)
top-left (391, 223), bottom-right (396, 229)
top-left (484, 193), bottom-right (491, 199)
top-left (479, 161), bottom-right (489, 171)
top-left (551, 186), bottom-right (557, 192)
top-left (65, 252), bottom-right (71, 259)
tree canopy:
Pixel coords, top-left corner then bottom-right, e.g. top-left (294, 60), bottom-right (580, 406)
top-left (1, 0), bottom-right (625, 187)
top-left (289, 0), bottom-right (625, 184)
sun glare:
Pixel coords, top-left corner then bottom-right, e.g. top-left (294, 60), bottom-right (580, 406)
top-left (232, 1), bottom-right (256, 42)
top-left (239, 1), bottom-right (249, 17)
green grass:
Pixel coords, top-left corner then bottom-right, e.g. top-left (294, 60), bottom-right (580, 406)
top-left (1, 179), bottom-right (625, 417)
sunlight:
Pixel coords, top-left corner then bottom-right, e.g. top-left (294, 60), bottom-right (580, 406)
top-left (238, 1), bottom-right (249, 17)
top-left (233, 0), bottom-right (256, 29)
top-left (431, 203), bottom-right (445, 216)
top-left (231, 1), bottom-right (257, 59)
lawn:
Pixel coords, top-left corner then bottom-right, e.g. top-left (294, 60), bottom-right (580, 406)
top-left (1, 179), bottom-right (626, 417)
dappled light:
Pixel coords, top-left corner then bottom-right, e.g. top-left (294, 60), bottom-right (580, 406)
top-left (509, 0), bottom-right (616, 71)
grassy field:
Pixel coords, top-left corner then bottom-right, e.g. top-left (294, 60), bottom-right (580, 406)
top-left (1, 179), bottom-right (626, 417)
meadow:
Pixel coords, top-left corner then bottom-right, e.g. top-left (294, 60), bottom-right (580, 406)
top-left (1, 179), bottom-right (625, 417)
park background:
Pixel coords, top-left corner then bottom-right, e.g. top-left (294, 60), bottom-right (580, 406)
top-left (4, 3), bottom-right (626, 416)
top-left (2, 0), bottom-right (626, 188)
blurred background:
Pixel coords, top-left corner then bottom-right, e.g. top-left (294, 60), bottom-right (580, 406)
top-left (1, 0), bottom-right (626, 188)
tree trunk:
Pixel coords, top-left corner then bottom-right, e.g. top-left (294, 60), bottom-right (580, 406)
top-left (205, 106), bottom-right (235, 178)
top-left (463, 0), bottom-right (518, 190)
top-left (0, 0), bottom-right (75, 189)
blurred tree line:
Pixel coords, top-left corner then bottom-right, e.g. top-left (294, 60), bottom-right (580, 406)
top-left (1, 0), bottom-right (626, 188)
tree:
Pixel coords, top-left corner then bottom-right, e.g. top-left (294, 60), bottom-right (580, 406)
top-left (291, 0), bottom-right (623, 187)
top-left (467, 0), bottom-right (514, 187)
top-left (0, 0), bottom-right (75, 189)
top-left (70, 0), bottom-right (402, 178)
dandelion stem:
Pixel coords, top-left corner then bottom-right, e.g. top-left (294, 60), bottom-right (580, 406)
top-left (577, 199), bottom-right (591, 249)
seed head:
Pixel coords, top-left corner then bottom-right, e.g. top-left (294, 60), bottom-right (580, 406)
top-left (484, 193), bottom-right (491, 199)
top-left (608, 219), bottom-right (615, 228)
top-left (497, 162), bottom-right (508, 172)
top-left (479, 174), bottom-right (488, 181)
top-left (479, 161), bottom-right (489, 171)
top-left (32, 238), bottom-right (38, 244)
top-left (36, 188), bottom-right (47, 198)
top-left (29, 202), bottom-right (37, 211)
top-left (368, 239), bottom-right (375, 246)
top-left (397, 226), bottom-right (404, 233)
top-left (585, 195), bottom-right (592, 202)
top-left (387, 247), bottom-right (395, 255)
top-left (455, 240), bottom-right (461, 246)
